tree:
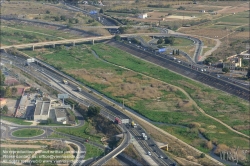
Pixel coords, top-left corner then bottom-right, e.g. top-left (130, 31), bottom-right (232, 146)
top-left (87, 106), bottom-right (100, 117)
top-left (242, 59), bottom-right (249, 67)
top-left (222, 67), bottom-right (230, 73)
top-left (0, 70), bottom-right (5, 85)
top-left (204, 56), bottom-right (217, 65)
top-left (164, 37), bottom-right (175, 45)
top-left (114, 35), bottom-right (121, 41)
top-left (4, 86), bottom-right (11, 97)
top-left (47, 118), bottom-right (53, 124)
top-left (60, 15), bottom-right (66, 21)
top-left (2, 105), bottom-right (8, 114)
top-left (99, 8), bottom-right (104, 13)
top-left (11, 87), bottom-right (17, 96)
top-left (46, 10), bottom-right (50, 14)
top-left (75, 19), bottom-right (79, 24)
top-left (200, 153), bottom-right (205, 158)
top-left (172, 50), bottom-right (175, 55)
top-left (246, 68), bottom-right (250, 79)
top-left (157, 38), bottom-right (163, 44)
top-left (240, 27), bottom-right (245, 32)
top-left (175, 49), bottom-right (178, 54)
top-left (54, 16), bottom-right (60, 21)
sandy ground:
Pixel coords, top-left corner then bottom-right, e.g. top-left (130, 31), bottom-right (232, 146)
top-left (1, 144), bottom-right (42, 148)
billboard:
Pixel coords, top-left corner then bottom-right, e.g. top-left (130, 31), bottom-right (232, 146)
top-left (158, 48), bottom-right (166, 53)
top-left (89, 10), bottom-right (98, 14)
top-left (58, 94), bottom-right (69, 99)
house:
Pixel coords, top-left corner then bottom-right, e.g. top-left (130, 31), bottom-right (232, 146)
top-left (223, 57), bottom-right (242, 70)
top-left (238, 50), bottom-right (250, 59)
top-left (138, 13), bottom-right (147, 19)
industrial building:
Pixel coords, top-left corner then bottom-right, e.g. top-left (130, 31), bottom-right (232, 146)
top-left (34, 101), bottom-right (51, 122)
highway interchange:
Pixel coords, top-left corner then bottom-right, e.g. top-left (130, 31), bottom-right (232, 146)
top-left (0, 2), bottom-right (249, 166)
top-left (1, 53), bottom-right (177, 166)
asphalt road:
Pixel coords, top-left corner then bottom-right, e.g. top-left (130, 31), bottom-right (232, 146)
top-left (1, 52), bottom-right (176, 165)
top-left (108, 41), bottom-right (250, 101)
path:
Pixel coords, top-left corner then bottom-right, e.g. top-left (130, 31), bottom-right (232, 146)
top-left (0, 144), bottom-right (42, 148)
top-left (92, 47), bottom-right (250, 139)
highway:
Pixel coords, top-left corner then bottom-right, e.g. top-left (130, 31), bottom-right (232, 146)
top-left (1, 52), bottom-right (177, 165)
top-left (108, 41), bottom-right (250, 101)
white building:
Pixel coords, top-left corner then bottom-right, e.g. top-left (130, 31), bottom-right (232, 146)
top-left (55, 108), bottom-right (67, 124)
top-left (138, 13), bottom-right (147, 19)
top-left (34, 101), bottom-right (51, 122)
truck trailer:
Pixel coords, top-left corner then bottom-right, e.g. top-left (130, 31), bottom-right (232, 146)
top-left (63, 80), bottom-right (68, 84)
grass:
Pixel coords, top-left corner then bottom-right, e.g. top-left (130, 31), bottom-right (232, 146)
top-left (0, 26), bottom-right (60, 45)
top-left (22, 43), bottom-right (249, 148)
top-left (12, 128), bottom-right (44, 137)
top-left (55, 121), bottom-right (103, 144)
top-left (1, 116), bottom-right (32, 125)
top-left (172, 37), bottom-right (194, 46)
top-left (216, 11), bottom-right (249, 24)
top-left (91, 43), bottom-right (249, 146)
top-left (84, 143), bottom-right (104, 160)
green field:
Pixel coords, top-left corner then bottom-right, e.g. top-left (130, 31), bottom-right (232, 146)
top-left (0, 26), bottom-right (61, 46)
top-left (1, 116), bottom-right (32, 125)
top-left (216, 11), bottom-right (249, 24)
top-left (22, 43), bottom-right (249, 149)
top-left (12, 128), bottom-right (44, 137)
top-left (84, 143), bottom-right (104, 160)
top-left (55, 121), bottom-right (103, 144)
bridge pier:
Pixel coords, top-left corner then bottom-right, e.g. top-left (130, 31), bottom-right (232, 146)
top-left (32, 45), bottom-right (35, 51)
top-left (52, 43), bottom-right (55, 48)
top-left (92, 39), bottom-right (94, 45)
top-left (72, 41), bottom-right (75, 47)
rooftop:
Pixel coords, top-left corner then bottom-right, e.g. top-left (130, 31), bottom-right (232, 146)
top-left (55, 108), bottom-right (67, 118)
top-left (34, 101), bottom-right (51, 115)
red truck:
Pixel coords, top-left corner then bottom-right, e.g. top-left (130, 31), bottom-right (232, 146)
top-left (114, 117), bottom-right (121, 124)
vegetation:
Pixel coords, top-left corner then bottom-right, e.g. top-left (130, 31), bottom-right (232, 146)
top-left (0, 116), bottom-right (32, 125)
top-left (0, 105), bottom-right (9, 115)
top-left (84, 143), bottom-right (104, 160)
top-left (87, 106), bottom-right (100, 118)
top-left (222, 67), bottom-right (230, 73)
top-left (12, 128), bottom-right (44, 137)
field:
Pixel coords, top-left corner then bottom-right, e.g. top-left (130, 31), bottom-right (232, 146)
top-left (22, 43), bottom-right (249, 150)
top-left (84, 143), bottom-right (104, 160)
top-left (12, 128), bottom-right (44, 137)
top-left (1, 116), bottom-right (32, 125)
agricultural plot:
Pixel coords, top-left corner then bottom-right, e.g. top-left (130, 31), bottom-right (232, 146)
top-left (216, 11), bottom-right (249, 24)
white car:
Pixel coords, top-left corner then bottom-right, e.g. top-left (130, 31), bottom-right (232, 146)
top-left (148, 151), bottom-right (151, 156)
top-left (177, 60), bottom-right (181, 63)
top-left (201, 69), bottom-right (203, 72)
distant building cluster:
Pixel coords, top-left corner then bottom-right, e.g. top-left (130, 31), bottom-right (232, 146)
top-left (223, 50), bottom-right (250, 69)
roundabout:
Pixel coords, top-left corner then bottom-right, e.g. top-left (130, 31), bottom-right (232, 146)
top-left (11, 128), bottom-right (45, 138)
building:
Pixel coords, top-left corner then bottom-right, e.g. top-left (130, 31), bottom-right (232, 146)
top-left (34, 101), bottom-right (51, 122)
top-left (200, 10), bottom-right (206, 13)
top-left (238, 50), bottom-right (250, 60)
top-left (55, 108), bottom-right (67, 124)
top-left (138, 13), bottom-right (147, 19)
top-left (0, 98), bottom-right (6, 108)
top-left (223, 57), bottom-right (242, 70)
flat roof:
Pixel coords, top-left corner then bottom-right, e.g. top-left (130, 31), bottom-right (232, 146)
top-left (55, 108), bottom-right (67, 118)
top-left (34, 101), bottom-right (50, 116)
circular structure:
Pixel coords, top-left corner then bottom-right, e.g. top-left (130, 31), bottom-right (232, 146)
top-left (12, 128), bottom-right (44, 138)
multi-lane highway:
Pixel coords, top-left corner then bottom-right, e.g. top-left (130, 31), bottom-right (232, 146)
top-left (108, 41), bottom-right (250, 101)
top-left (1, 53), bottom-right (177, 165)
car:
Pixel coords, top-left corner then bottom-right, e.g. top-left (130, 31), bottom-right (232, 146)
top-left (159, 155), bottom-right (163, 159)
top-left (177, 60), bottom-right (181, 63)
top-left (147, 151), bottom-right (151, 156)
top-left (85, 139), bottom-right (89, 142)
top-left (201, 69), bottom-right (203, 72)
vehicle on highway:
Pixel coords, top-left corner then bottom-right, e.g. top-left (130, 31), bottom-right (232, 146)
top-left (201, 69), bottom-right (203, 72)
top-left (177, 60), bottom-right (181, 63)
top-left (159, 155), bottom-right (163, 159)
top-left (147, 151), bottom-right (151, 156)
top-left (77, 86), bottom-right (82, 92)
